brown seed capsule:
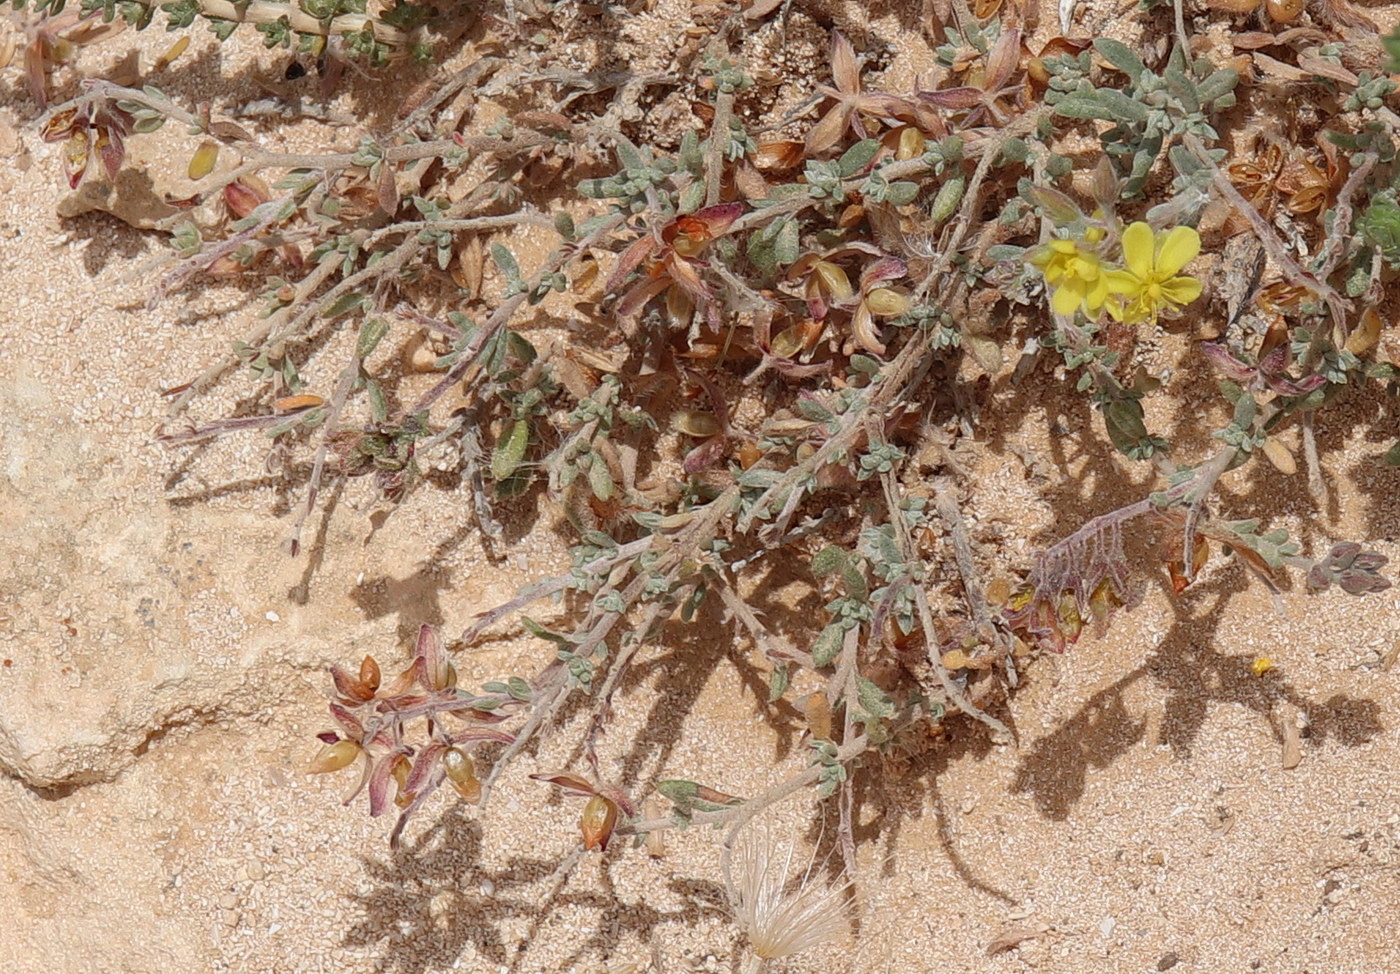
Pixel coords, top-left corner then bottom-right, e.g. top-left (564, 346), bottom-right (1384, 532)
top-left (442, 747), bottom-right (480, 803)
top-left (580, 794), bottom-right (618, 852)
top-left (306, 739), bottom-right (361, 774)
top-left (359, 655), bottom-right (381, 694)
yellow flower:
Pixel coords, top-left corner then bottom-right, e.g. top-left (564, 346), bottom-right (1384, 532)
top-left (1251, 657), bottom-right (1274, 677)
top-left (1030, 238), bottom-right (1112, 317)
top-left (1104, 222), bottom-right (1203, 324)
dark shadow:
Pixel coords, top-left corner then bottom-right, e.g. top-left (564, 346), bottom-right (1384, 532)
top-left (1012, 562), bottom-right (1385, 820)
top-left (346, 522), bottom-right (474, 644)
top-left (346, 806), bottom-right (727, 974)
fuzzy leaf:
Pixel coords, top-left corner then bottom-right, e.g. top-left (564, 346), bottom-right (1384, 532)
top-left (812, 622), bottom-right (845, 667)
top-left (491, 420), bottom-right (529, 481)
top-left (1093, 38), bottom-right (1146, 82)
top-left (837, 138), bottom-right (881, 177)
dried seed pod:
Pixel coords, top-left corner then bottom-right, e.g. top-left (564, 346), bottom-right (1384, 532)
top-left (864, 287), bottom-right (910, 317)
top-left (307, 739), bottom-right (361, 774)
top-left (672, 410), bottom-right (722, 438)
top-left (811, 260), bottom-right (854, 301)
top-left (894, 126), bottom-right (925, 161)
top-left (803, 690), bottom-right (832, 740)
top-left (359, 655), bottom-right (381, 694)
top-left (1262, 437), bottom-right (1297, 475)
top-left (187, 140), bottom-right (219, 180)
top-left (1345, 307), bottom-right (1382, 356)
top-left (442, 747), bottom-right (481, 802)
top-left (273, 394), bottom-right (324, 413)
top-left (769, 324), bottom-right (807, 360)
top-left (154, 35), bottom-right (189, 71)
top-left (580, 794), bottom-right (619, 852)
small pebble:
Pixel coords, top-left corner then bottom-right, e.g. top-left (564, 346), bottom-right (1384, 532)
top-left (218, 892), bottom-right (238, 909)
top-left (1158, 951), bottom-right (1180, 971)
top-left (247, 861), bottom-right (265, 882)
top-left (265, 610), bottom-right (280, 622)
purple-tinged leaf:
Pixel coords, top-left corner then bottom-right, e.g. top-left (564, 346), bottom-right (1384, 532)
top-left (1200, 342), bottom-right (1257, 382)
top-left (449, 728), bottom-right (516, 745)
top-left (860, 256), bottom-right (908, 289)
top-left (328, 703), bottom-right (364, 739)
top-left (1265, 372), bottom-right (1326, 397)
top-left (367, 753), bottom-right (405, 818)
top-left (404, 742), bottom-right (447, 797)
top-left (682, 435), bottom-right (728, 474)
top-left (330, 665), bottom-right (374, 702)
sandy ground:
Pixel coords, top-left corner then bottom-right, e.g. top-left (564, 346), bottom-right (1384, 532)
top-left (4, 4), bottom-right (1400, 973)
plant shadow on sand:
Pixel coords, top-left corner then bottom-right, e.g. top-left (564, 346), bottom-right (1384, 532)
top-left (346, 807), bottom-right (728, 973)
top-left (1009, 565), bottom-right (1385, 821)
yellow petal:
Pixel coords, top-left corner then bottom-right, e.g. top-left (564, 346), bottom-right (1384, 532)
top-left (1120, 222), bottom-right (1154, 279)
top-left (1104, 269), bottom-right (1141, 294)
top-left (1160, 275), bottom-right (1202, 306)
top-left (1084, 276), bottom-right (1111, 314)
top-left (1155, 226), bottom-right (1201, 277)
top-left (1051, 283), bottom-right (1082, 315)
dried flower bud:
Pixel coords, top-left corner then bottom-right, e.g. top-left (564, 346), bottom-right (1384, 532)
top-left (580, 794), bottom-right (619, 852)
top-left (358, 655), bottom-right (381, 692)
top-left (307, 739), bottom-right (361, 774)
top-left (864, 287), bottom-right (910, 317)
top-left (224, 175), bottom-right (271, 220)
top-left (442, 747), bottom-right (481, 803)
